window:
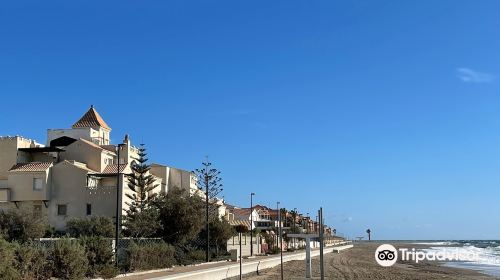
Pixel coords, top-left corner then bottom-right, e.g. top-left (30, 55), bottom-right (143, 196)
top-left (88, 177), bottom-right (100, 188)
top-left (33, 178), bottom-right (43, 191)
top-left (57, 204), bottom-right (67, 216)
top-left (86, 203), bottom-right (92, 216)
top-left (33, 204), bottom-right (42, 217)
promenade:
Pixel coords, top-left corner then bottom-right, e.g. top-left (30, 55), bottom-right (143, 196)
top-left (118, 243), bottom-right (353, 280)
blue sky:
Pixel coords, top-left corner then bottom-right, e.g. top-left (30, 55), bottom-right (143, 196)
top-left (1, 0), bottom-right (500, 240)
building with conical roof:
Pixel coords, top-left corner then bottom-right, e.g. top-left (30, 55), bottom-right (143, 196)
top-left (72, 105), bottom-right (111, 130)
top-left (0, 106), bottom-right (198, 231)
top-left (48, 105), bottom-right (111, 145)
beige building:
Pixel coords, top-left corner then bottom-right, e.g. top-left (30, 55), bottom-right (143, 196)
top-left (0, 106), bottom-right (198, 231)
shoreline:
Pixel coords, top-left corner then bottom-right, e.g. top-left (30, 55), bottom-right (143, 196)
top-left (235, 242), bottom-right (499, 280)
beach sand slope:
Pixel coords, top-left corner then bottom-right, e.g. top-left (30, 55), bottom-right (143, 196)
top-left (235, 242), bottom-right (498, 280)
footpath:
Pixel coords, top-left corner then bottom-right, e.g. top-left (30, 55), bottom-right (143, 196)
top-left (117, 243), bottom-right (353, 280)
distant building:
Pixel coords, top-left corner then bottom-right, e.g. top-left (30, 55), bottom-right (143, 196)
top-left (224, 204), bottom-right (284, 231)
top-left (0, 106), bottom-right (197, 231)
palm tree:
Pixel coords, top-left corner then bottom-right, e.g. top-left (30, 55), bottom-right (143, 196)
top-left (366, 229), bottom-right (371, 241)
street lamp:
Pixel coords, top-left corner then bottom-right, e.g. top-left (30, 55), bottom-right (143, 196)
top-left (306, 212), bottom-right (309, 234)
top-left (115, 143), bottom-right (125, 266)
top-left (293, 207), bottom-right (297, 228)
top-left (277, 201), bottom-right (283, 280)
top-left (316, 215), bottom-right (318, 234)
top-left (250, 192), bottom-right (255, 256)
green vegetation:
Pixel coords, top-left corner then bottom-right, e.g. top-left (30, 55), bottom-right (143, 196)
top-left (154, 188), bottom-right (205, 244)
top-left (125, 241), bottom-right (175, 271)
top-left (66, 216), bottom-right (114, 238)
top-left (123, 144), bottom-right (161, 238)
top-left (0, 145), bottom-right (236, 278)
top-left (0, 208), bottom-right (47, 243)
top-left (198, 218), bottom-right (234, 255)
top-left (15, 244), bottom-right (52, 280)
top-left (0, 238), bottom-right (20, 279)
top-left (50, 238), bottom-right (89, 280)
top-left (80, 236), bottom-right (116, 278)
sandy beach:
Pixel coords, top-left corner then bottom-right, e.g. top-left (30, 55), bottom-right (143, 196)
top-left (235, 242), bottom-right (498, 280)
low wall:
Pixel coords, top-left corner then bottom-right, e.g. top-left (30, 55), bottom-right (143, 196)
top-left (226, 234), bottom-right (262, 257)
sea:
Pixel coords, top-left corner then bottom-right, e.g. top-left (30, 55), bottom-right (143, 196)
top-left (408, 240), bottom-right (500, 277)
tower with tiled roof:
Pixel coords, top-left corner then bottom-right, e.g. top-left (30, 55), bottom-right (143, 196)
top-left (47, 105), bottom-right (112, 146)
top-left (71, 105), bottom-right (111, 145)
top-left (72, 105), bottom-right (111, 131)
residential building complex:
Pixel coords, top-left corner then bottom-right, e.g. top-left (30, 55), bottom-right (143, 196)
top-left (0, 106), bottom-right (197, 230)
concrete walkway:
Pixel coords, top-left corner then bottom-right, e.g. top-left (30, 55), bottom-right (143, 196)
top-left (118, 243), bottom-right (353, 280)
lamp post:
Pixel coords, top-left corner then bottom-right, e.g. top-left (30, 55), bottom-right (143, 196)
top-left (293, 207), bottom-right (297, 228)
top-left (277, 201), bottom-right (283, 280)
top-left (306, 212), bottom-right (309, 234)
top-left (316, 215), bottom-right (318, 234)
top-left (293, 207), bottom-right (297, 249)
top-left (115, 143), bottom-right (125, 266)
top-left (319, 207), bottom-right (324, 280)
top-left (250, 192), bottom-right (255, 256)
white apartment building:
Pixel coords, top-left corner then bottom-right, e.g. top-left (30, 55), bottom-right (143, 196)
top-left (0, 106), bottom-right (198, 230)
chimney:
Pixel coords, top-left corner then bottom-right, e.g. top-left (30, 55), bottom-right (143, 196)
top-left (123, 134), bottom-right (130, 146)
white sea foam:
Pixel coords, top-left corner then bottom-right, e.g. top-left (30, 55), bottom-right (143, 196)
top-left (422, 245), bottom-right (500, 277)
top-left (412, 241), bottom-right (458, 246)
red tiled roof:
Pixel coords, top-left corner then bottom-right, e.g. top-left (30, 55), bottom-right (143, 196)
top-left (9, 162), bottom-right (52, 172)
top-left (101, 164), bottom-right (127, 174)
top-left (232, 208), bottom-right (253, 219)
top-left (72, 106), bottom-right (111, 130)
top-left (254, 204), bottom-right (273, 211)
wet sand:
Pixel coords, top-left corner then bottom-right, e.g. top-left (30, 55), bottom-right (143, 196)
top-left (237, 242), bottom-right (498, 280)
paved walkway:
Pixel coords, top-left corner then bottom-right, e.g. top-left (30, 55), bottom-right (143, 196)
top-left (118, 244), bottom-right (350, 280)
top-left (118, 251), bottom-right (302, 280)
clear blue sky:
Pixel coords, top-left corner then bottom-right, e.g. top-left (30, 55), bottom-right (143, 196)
top-left (1, 0), bottom-right (500, 240)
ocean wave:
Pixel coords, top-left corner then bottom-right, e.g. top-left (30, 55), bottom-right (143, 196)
top-left (423, 246), bottom-right (500, 266)
top-left (411, 241), bottom-right (500, 277)
top-left (412, 241), bottom-right (458, 246)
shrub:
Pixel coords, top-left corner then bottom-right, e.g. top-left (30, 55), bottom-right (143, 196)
top-left (188, 249), bottom-right (206, 262)
top-left (0, 237), bottom-right (20, 279)
top-left (66, 216), bottom-right (114, 238)
top-left (261, 232), bottom-right (274, 248)
top-left (15, 244), bottom-right (52, 280)
top-left (154, 189), bottom-right (205, 244)
top-left (172, 244), bottom-right (206, 266)
top-left (123, 207), bottom-right (161, 238)
top-left (126, 241), bottom-right (175, 271)
top-left (49, 238), bottom-right (88, 280)
top-left (0, 209), bottom-right (47, 243)
top-left (80, 236), bottom-right (116, 278)
top-left (198, 219), bottom-right (233, 257)
top-left (172, 244), bottom-right (192, 266)
top-left (269, 246), bottom-right (280, 254)
top-left (99, 263), bottom-right (119, 279)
